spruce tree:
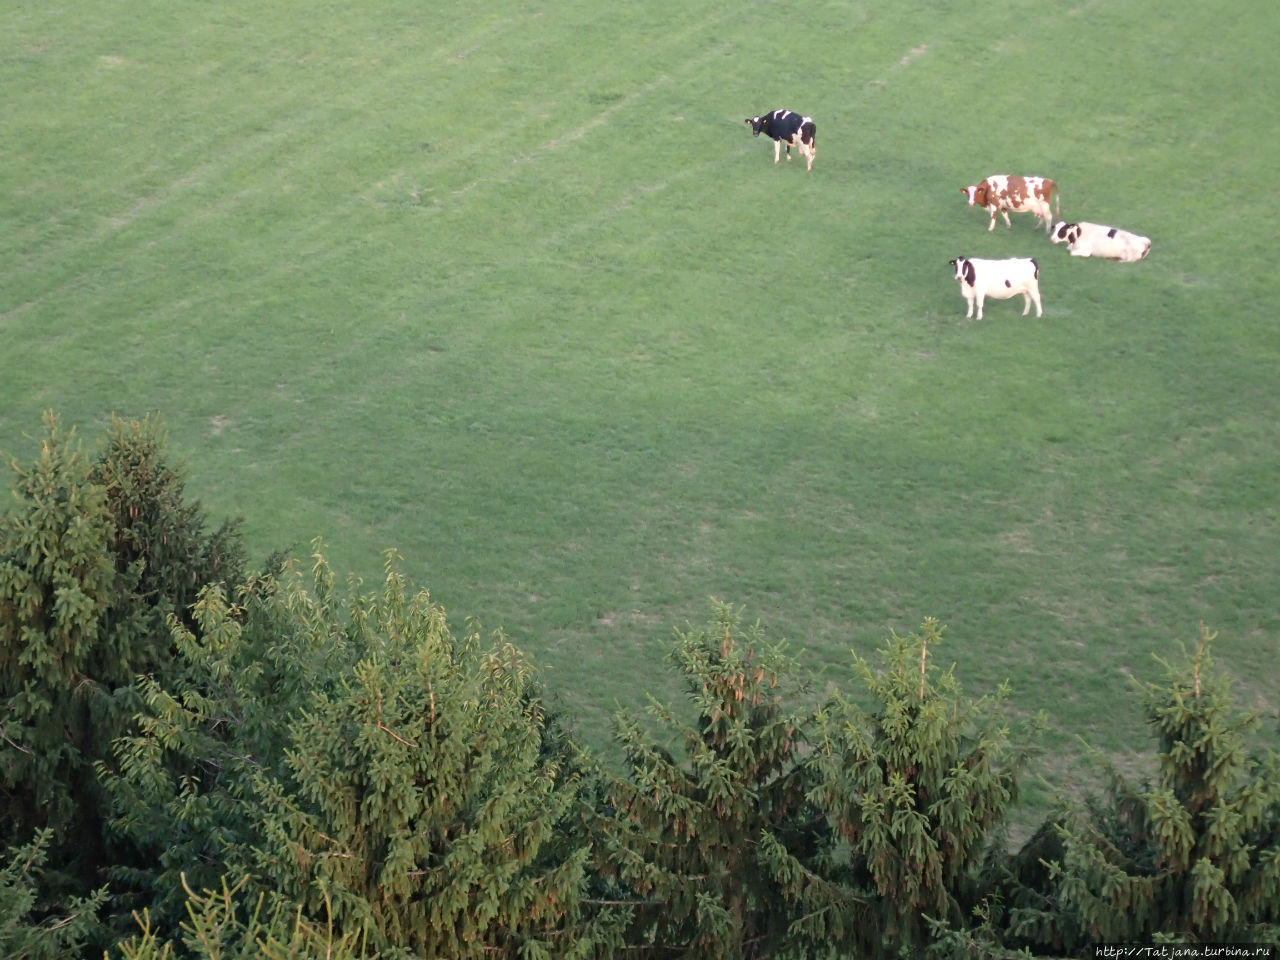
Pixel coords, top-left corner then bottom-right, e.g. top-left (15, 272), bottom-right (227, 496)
top-left (0, 830), bottom-right (107, 960)
top-left (0, 414), bottom-right (118, 892)
top-left (597, 602), bottom-right (813, 960)
top-left (102, 547), bottom-right (354, 930)
top-left (802, 619), bottom-right (1041, 959)
top-left (0, 413), bottom-right (245, 936)
top-left (92, 414), bottom-right (242, 641)
top-left (239, 551), bottom-right (609, 959)
top-left (1014, 625), bottom-right (1280, 948)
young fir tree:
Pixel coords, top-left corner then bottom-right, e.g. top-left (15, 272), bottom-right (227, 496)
top-left (597, 602), bottom-right (814, 960)
top-left (0, 413), bottom-right (244, 916)
top-left (0, 414), bottom-right (120, 896)
top-left (91, 414), bottom-right (242, 641)
top-left (1013, 625), bottom-right (1280, 949)
top-left (802, 619), bottom-right (1041, 959)
top-left (0, 829), bottom-right (107, 960)
top-left (102, 545), bottom-right (356, 932)
top-left (239, 551), bottom-right (615, 959)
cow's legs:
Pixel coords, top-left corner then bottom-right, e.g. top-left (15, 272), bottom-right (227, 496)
top-left (987, 208), bottom-right (998, 232)
top-left (974, 294), bottom-right (984, 320)
top-left (1000, 209), bottom-right (1013, 229)
top-left (1030, 289), bottom-right (1042, 317)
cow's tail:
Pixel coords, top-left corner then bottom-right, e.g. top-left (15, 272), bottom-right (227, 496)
top-left (1054, 182), bottom-right (1061, 216)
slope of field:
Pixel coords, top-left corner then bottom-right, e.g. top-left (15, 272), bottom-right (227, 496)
top-left (3, 0), bottom-right (1277, 786)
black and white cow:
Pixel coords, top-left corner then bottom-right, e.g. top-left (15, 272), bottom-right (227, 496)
top-left (1050, 221), bottom-right (1151, 261)
top-left (949, 256), bottom-right (1043, 320)
top-left (745, 110), bottom-right (817, 171)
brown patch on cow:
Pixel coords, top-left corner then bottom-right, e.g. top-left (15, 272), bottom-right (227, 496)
top-left (1034, 178), bottom-right (1055, 202)
top-left (970, 182), bottom-right (988, 206)
top-left (1005, 175), bottom-right (1028, 206)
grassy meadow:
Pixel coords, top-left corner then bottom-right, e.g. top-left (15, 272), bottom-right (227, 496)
top-left (4, 0), bottom-right (1278, 796)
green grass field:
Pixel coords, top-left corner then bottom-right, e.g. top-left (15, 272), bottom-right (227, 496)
top-left (4, 0), bottom-right (1278, 795)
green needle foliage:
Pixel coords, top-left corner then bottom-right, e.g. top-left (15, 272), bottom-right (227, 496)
top-left (112, 875), bottom-right (367, 960)
top-left (0, 829), bottom-right (107, 960)
top-left (804, 619), bottom-right (1043, 959)
top-left (242, 553), bottom-right (609, 959)
top-left (0, 413), bottom-right (243, 925)
top-left (0, 415), bottom-right (117, 880)
top-left (102, 549), bottom-right (357, 932)
top-left (598, 602), bottom-right (813, 960)
top-left (92, 415), bottom-right (243, 642)
top-left (107, 547), bottom-right (615, 958)
top-left (1019, 625), bottom-right (1280, 948)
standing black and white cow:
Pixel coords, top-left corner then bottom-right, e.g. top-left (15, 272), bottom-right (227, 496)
top-left (949, 256), bottom-right (1043, 320)
top-left (745, 110), bottom-right (817, 171)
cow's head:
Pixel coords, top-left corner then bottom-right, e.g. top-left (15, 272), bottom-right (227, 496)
top-left (950, 257), bottom-right (975, 286)
top-left (962, 185), bottom-right (979, 206)
top-left (746, 116), bottom-right (764, 136)
top-left (1051, 222), bottom-right (1081, 246)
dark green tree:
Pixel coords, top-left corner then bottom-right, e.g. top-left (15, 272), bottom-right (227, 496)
top-left (0, 414), bottom-right (120, 895)
top-left (0, 412), bottom-right (244, 938)
top-left (0, 829), bottom-right (107, 960)
top-left (247, 552), bottom-right (613, 958)
top-left (109, 546), bottom-right (615, 958)
top-left (92, 414), bottom-right (242, 642)
top-left (802, 619), bottom-right (1042, 959)
top-left (597, 603), bottom-right (814, 959)
top-left (102, 546), bottom-right (353, 931)
top-left (1013, 625), bottom-right (1280, 948)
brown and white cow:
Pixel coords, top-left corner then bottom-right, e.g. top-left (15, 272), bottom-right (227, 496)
top-left (962, 175), bottom-right (1059, 233)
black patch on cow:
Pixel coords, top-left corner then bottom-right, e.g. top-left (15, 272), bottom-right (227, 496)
top-left (963, 261), bottom-right (975, 286)
top-left (1107, 227), bottom-right (1117, 238)
top-left (1004, 279), bottom-right (1012, 288)
top-left (1031, 257), bottom-right (1039, 278)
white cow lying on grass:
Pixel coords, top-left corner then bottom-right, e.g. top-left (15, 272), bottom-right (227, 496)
top-left (949, 256), bottom-right (1042, 320)
top-left (1050, 221), bottom-right (1150, 261)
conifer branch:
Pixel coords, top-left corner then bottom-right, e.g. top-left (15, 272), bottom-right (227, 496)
top-left (376, 721), bottom-right (417, 748)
